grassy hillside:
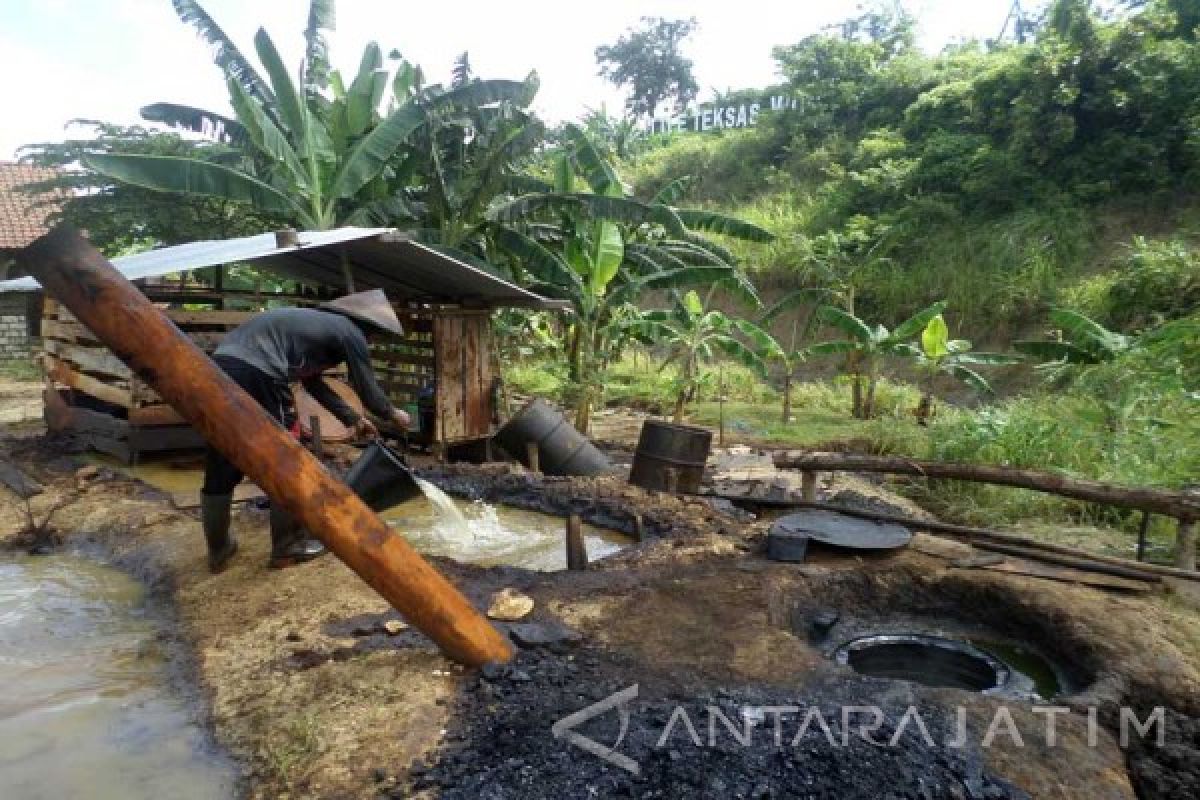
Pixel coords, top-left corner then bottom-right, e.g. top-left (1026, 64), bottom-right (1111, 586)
top-left (616, 1), bottom-right (1200, 342)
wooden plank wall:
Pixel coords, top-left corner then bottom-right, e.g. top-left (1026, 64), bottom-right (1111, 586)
top-left (374, 310), bottom-right (436, 422)
top-left (41, 296), bottom-right (249, 459)
top-left (432, 312), bottom-right (492, 444)
top-left (42, 296), bottom-right (497, 456)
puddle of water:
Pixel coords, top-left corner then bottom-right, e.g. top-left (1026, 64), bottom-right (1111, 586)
top-left (971, 639), bottom-right (1063, 700)
top-left (383, 496), bottom-right (630, 571)
top-left (0, 553), bottom-right (236, 800)
top-left (89, 455), bottom-right (632, 571)
top-left (85, 453), bottom-right (205, 495)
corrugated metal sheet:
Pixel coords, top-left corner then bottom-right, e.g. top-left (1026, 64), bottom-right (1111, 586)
top-left (0, 227), bottom-right (568, 310)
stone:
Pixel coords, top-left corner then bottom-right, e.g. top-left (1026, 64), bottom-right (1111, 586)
top-left (75, 465), bottom-right (100, 481)
top-left (383, 620), bottom-right (408, 635)
top-left (509, 622), bottom-right (583, 649)
top-left (487, 588), bottom-right (535, 621)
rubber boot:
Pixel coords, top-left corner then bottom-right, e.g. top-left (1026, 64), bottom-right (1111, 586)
top-left (268, 505), bottom-right (327, 569)
top-left (201, 492), bottom-right (238, 573)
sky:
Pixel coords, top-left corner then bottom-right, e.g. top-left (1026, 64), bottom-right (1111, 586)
top-left (0, 0), bottom-right (1030, 161)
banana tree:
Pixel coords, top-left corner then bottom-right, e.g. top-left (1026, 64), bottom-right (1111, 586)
top-left (83, 1), bottom-right (536, 288)
top-left (759, 287), bottom-right (832, 422)
top-left (1014, 308), bottom-right (1134, 366)
top-left (808, 301), bottom-right (947, 419)
top-left (83, 4), bottom-right (426, 281)
top-left (490, 125), bottom-right (770, 432)
top-left (632, 290), bottom-right (784, 423)
top-left (913, 314), bottom-right (1019, 425)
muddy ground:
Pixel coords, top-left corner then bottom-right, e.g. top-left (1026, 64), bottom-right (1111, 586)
top-left (1, 380), bottom-right (1199, 799)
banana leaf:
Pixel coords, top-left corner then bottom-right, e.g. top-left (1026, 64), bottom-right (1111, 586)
top-left (674, 209), bottom-right (774, 242)
top-left (82, 153), bottom-right (301, 218)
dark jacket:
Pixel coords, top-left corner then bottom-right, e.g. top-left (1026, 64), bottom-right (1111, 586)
top-left (215, 308), bottom-right (394, 425)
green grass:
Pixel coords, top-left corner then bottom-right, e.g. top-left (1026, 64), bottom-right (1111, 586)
top-left (0, 358), bottom-right (40, 381)
top-left (687, 400), bottom-right (930, 453)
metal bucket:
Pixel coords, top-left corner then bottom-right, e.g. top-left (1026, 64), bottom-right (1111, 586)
top-left (629, 420), bottom-right (712, 494)
top-left (343, 440), bottom-right (423, 512)
top-left (493, 398), bottom-right (611, 477)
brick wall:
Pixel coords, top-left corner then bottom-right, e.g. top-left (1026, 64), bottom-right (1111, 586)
top-left (0, 294), bottom-right (30, 359)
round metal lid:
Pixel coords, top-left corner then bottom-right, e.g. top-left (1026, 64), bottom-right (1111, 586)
top-left (769, 510), bottom-right (912, 551)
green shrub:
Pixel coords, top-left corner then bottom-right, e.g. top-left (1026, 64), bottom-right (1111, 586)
top-left (1106, 237), bottom-right (1200, 331)
top-left (503, 360), bottom-right (565, 400)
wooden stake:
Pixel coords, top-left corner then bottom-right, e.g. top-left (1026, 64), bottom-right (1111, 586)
top-left (1136, 510), bottom-right (1151, 562)
top-left (1176, 518), bottom-right (1196, 572)
top-left (310, 414), bottom-right (323, 459)
top-left (632, 512), bottom-right (645, 543)
top-left (566, 514), bottom-right (588, 570)
top-left (525, 441), bottom-right (540, 473)
top-left (18, 226), bottom-right (513, 667)
top-left (801, 471), bottom-right (818, 502)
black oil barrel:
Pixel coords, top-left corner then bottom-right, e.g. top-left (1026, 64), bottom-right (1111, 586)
top-left (628, 420), bottom-right (712, 494)
top-left (493, 398), bottom-right (611, 477)
top-left (343, 440), bottom-right (423, 512)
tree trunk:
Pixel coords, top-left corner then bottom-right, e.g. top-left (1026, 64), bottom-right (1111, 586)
top-left (864, 361), bottom-right (879, 419)
top-left (782, 372), bottom-right (793, 424)
top-left (574, 386), bottom-right (592, 435)
top-left (916, 392), bottom-right (933, 426)
top-left (672, 391), bottom-right (688, 424)
top-left (851, 374), bottom-right (864, 419)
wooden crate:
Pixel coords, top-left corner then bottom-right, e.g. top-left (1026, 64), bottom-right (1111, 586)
top-left (40, 296), bottom-right (247, 462)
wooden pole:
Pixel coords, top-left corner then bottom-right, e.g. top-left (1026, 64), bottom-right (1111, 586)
top-left (17, 227), bottom-right (513, 667)
top-left (772, 451), bottom-right (1200, 519)
top-left (631, 512), bottom-right (645, 543)
top-left (566, 514), bottom-right (588, 570)
top-left (525, 441), bottom-right (540, 473)
top-left (1176, 518), bottom-right (1196, 572)
top-left (760, 499), bottom-right (1200, 583)
top-left (1136, 511), bottom-right (1151, 562)
top-left (970, 541), bottom-right (1160, 583)
top-left (801, 471), bottom-right (818, 502)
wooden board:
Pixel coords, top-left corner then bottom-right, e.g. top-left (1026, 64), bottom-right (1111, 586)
top-left (0, 460), bottom-right (42, 498)
top-left (44, 354), bottom-right (133, 408)
top-left (959, 557), bottom-right (1156, 593)
top-left (129, 404), bottom-right (188, 426)
top-left (44, 339), bottom-right (132, 379)
top-left (463, 314), bottom-right (491, 438)
top-left (434, 315), bottom-right (465, 441)
top-left (165, 310), bottom-right (256, 326)
top-left (294, 379), bottom-right (364, 443)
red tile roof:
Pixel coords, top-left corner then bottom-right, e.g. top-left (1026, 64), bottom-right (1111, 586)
top-left (0, 162), bottom-right (68, 250)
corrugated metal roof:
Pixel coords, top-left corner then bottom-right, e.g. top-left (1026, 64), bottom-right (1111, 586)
top-left (0, 227), bottom-right (568, 310)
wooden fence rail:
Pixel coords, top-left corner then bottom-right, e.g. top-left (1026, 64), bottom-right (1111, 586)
top-left (771, 451), bottom-right (1199, 570)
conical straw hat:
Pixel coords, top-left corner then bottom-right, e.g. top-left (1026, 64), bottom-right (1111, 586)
top-left (320, 289), bottom-right (404, 337)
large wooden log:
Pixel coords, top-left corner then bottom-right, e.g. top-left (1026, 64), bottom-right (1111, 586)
top-left (17, 226), bottom-right (513, 667)
top-left (772, 451), bottom-right (1200, 520)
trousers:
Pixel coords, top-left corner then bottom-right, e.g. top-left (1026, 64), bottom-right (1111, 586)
top-left (201, 355), bottom-right (294, 496)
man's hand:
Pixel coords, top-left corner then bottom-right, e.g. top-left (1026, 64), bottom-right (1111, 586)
top-left (353, 417), bottom-right (379, 439)
top-left (392, 408), bottom-right (411, 430)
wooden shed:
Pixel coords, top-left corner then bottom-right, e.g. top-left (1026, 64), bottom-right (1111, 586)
top-left (1, 227), bottom-right (566, 463)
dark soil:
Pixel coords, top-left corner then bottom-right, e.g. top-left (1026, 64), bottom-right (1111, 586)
top-left (394, 645), bottom-right (1032, 800)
